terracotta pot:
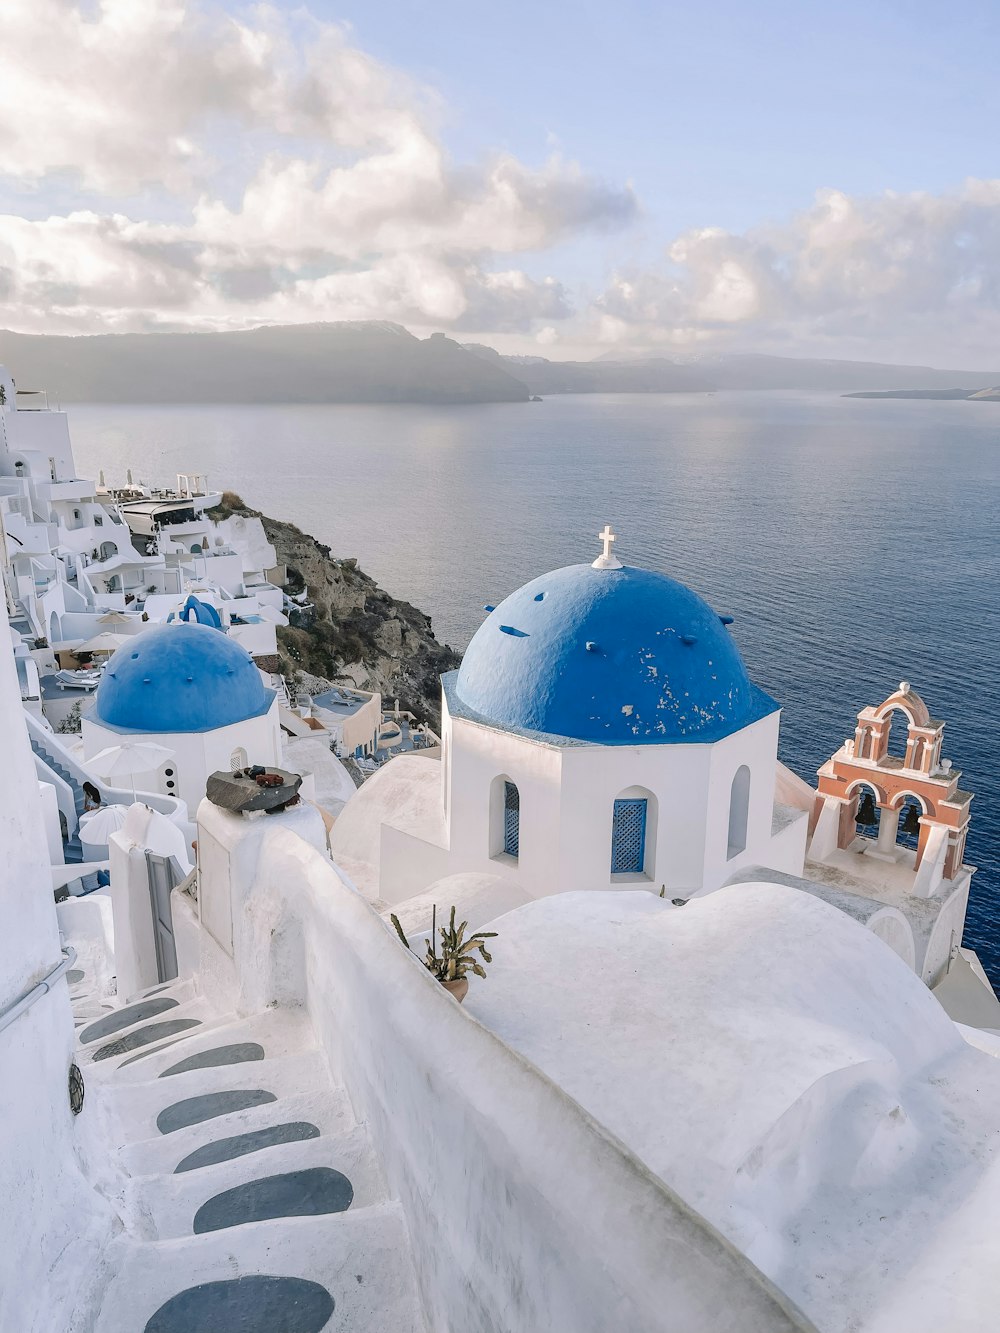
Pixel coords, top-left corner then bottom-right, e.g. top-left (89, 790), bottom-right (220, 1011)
top-left (440, 977), bottom-right (469, 1003)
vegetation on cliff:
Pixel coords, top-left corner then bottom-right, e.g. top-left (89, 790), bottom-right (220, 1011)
top-left (209, 493), bottom-right (460, 728)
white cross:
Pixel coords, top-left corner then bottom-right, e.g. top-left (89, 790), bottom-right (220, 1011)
top-left (592, 523), bottom-right (623, 570)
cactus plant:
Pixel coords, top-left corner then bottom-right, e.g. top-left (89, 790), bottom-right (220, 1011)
top-left (391, 905), bottom-right (497, 988)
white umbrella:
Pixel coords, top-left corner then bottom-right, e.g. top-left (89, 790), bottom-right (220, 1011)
top-left (78, 803), bottom-right (129, 843)
top-left (78, 630), bottom-right (132, 654)
top-left (88, 742), bottom-right (175, 801)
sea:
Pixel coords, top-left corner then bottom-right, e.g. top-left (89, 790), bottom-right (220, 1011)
top-left (67, 391), bottom-right (1000, 982)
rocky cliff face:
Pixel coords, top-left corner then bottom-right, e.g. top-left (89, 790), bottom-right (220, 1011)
top-left (210, 494), bottom-right (460, 729)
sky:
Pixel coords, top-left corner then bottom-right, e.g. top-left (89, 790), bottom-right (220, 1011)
top-left (0, 0), bottom-right (998, 365)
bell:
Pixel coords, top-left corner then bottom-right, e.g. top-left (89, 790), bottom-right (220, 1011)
top-left (856, 792), bottom-right (877, 827)
top-left (901, 804), bottom-right (921, 836)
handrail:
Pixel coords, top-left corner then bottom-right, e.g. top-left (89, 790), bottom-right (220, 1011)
top-left (0, 946), bottom-right (77, 1035)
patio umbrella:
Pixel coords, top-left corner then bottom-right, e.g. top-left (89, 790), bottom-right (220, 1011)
top-left (78, 803), bottom-right (129, 859)
top-left (87, 742), bottom-right (175, 801)
top-left (78, 630), bottom-right (132, 654)
top-left (78, 803), bottom-right (129, 843)
top-left (97, 610), bottom-right (131, 624)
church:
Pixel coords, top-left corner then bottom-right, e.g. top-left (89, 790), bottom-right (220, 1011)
top-left (332, 526), bottom-right (985, 1006)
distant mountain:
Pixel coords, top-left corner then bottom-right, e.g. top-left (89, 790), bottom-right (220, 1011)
top-left (0, 323), bottom-right (529, 405)
top-left (462, 344), bottom-right (711, 394)
top-left (591, 349), bottom-right (1000, 392)
top-left (1, 321), bottom-right (997, 404)
top-left (700, 354), bottom-right (1000, 392)
top-left (844, 386), bottom-right (1000, 401)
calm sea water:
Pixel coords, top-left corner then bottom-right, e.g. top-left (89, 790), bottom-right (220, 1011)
top-left (68, 392), bottom-right (1000, 980)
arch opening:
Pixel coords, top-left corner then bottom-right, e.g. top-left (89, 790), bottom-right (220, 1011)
top-left (852, 780), bottom-right (883, 844)
top-left (610, 786), bottom-right (657, 878)
top-left (489, 775), bottom-right (520, 861)
top-left (727, 765), bottom-right (751, 860)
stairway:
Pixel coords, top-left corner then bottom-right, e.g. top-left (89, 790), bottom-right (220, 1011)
top-left (66, 957), bottom-right (428, 1333)
top-left (30, 732), bottom-right (95, 887)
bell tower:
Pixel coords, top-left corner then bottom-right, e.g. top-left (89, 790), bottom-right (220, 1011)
top-left (809, 682), bottom-right (974, 897)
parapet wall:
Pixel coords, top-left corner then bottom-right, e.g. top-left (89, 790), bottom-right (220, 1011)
top-left (201, 802), bottom-right (817, 1333)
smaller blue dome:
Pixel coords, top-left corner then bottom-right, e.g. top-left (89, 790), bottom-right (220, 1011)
top-left (455, 562), bottom-right (777, 744)
top-left (95, 622), bottom-right (273, 734)
top-left (178, 594), bottom-right (222, 628)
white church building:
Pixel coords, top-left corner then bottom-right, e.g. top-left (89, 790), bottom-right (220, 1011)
top-left (333, 527), bottom-right (986, 1010)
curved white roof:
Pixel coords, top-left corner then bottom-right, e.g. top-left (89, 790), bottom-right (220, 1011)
top-left (467, 883), bottom-right (1000, 1332)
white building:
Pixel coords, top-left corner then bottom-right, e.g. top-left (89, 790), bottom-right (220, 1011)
top-left (83, 620), bottom-right (282, 812)
top-left (333, 529), bottom-right (807, 902)
top-left (332, 528), bottom-right (988, 1015)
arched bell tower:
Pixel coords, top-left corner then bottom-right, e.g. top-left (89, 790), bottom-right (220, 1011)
top-left (810, 681), bottom-right (973, 897)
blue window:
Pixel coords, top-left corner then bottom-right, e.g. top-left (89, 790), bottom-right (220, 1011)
top-left (503, 781), bottom-right (520, 857)
top-left (611, 798), bottom-right (647, 874)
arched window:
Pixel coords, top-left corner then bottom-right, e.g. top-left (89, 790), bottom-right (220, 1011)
top-left (611, 796), bottom-right (648, 874)
top-left (490, 775), bottom-right (520, 861)
top-left (727, 765), bottom-right (751, 859)
top-left (503, 782), bottom-right (520, 857)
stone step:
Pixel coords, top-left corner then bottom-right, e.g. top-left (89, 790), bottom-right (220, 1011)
top-left (102, 1007), bottom-right (317, 1084)
top-left (92, 1205), bottom-right (427, 1333)
top-left (76, 995), bottom-right (219, 1066)
top-left (118, 1086), bottom-right (356, 1179)
top-left (121, 1123), bottom-right (384, 1240)
top-left (103, 1050), bottom-right (336, 1144)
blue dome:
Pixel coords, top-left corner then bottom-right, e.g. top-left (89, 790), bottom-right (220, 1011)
top-left (454, 563), bottom-right (777, 744)
top-left (176, 594), bottom-right (223, 628)
top-left (94, 622), bottom-right (273, 733)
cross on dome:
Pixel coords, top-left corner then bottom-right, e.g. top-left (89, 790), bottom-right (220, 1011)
top-left (592, 524), bottom-right (623, 570)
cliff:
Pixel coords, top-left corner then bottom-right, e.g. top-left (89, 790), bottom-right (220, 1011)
top-left (209, 493), bottom-right (460, 728)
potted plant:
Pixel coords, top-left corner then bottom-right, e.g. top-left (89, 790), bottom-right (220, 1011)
top-left (390, 905), bottom-right (497, 1003)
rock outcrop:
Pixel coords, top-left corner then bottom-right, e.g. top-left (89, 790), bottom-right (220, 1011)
top-left (209, 494), bottom-right (459, 729)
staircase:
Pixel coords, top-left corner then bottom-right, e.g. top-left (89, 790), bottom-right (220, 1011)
top-left (29, 728), bottom-right (96, 887)
top-left (66, 954), bottom-right (428, 1333)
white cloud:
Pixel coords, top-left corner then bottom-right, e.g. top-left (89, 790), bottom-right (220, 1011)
top-left (595, 183), bottom-right (1000, 364)
top-left (0, 0), bottom-right (635, 333)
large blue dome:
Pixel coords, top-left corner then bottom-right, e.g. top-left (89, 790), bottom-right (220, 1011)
top-left (454, 563), bottom-right (777, 744)
top-left (94, 622), bottom-right (273, 733)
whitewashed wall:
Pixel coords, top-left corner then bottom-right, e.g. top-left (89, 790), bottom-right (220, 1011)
top-left (348, 693), bottom-right (807, 905)
top-left (199, 801), bottom-right (817, 1333)
top-left (0, 611), bottom-right (115, 1333)
top-left (84, 700), bottom-right (281, 813)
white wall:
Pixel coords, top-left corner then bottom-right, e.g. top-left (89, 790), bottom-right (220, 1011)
top-left (107, 804), bottom-right (193, 998)
top-left (0, 608), bottom-right (115, 1333)
top-left (352, 693), bottom-right (806, 906)
top-left (84, 700), bottom-right (281, 813)
top-left (197, 802), bottom-right (815, 1333)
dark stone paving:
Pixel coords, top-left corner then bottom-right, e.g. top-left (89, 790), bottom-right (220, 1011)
top-left (144, 1276), bottom-right (334, 1333)
top-left (119, 1035), bottom-right (190, 1068)
top-left (160, 1043), bottom-right (265, 1078)
top-left (67, 969), bottom-right (84, 983)
top-left (174, 1122), bottom-right (322, 1173)
top-left (157, 1089), bottom-right (276, 1135)
top-left (127, 982), bottom-right (175, 1002)
top-left (193, 1167), bottom-right (354, 1234)
top-left (93, 1020), bottom-right (202, 1062)
top-left (80, 997), bottom-right (179, 1044)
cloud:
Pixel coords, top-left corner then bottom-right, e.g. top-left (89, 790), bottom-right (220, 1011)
top-left (0, 0), bottom-right (635, 333)
top-left (594, 182), bottom-right (1000, 362)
